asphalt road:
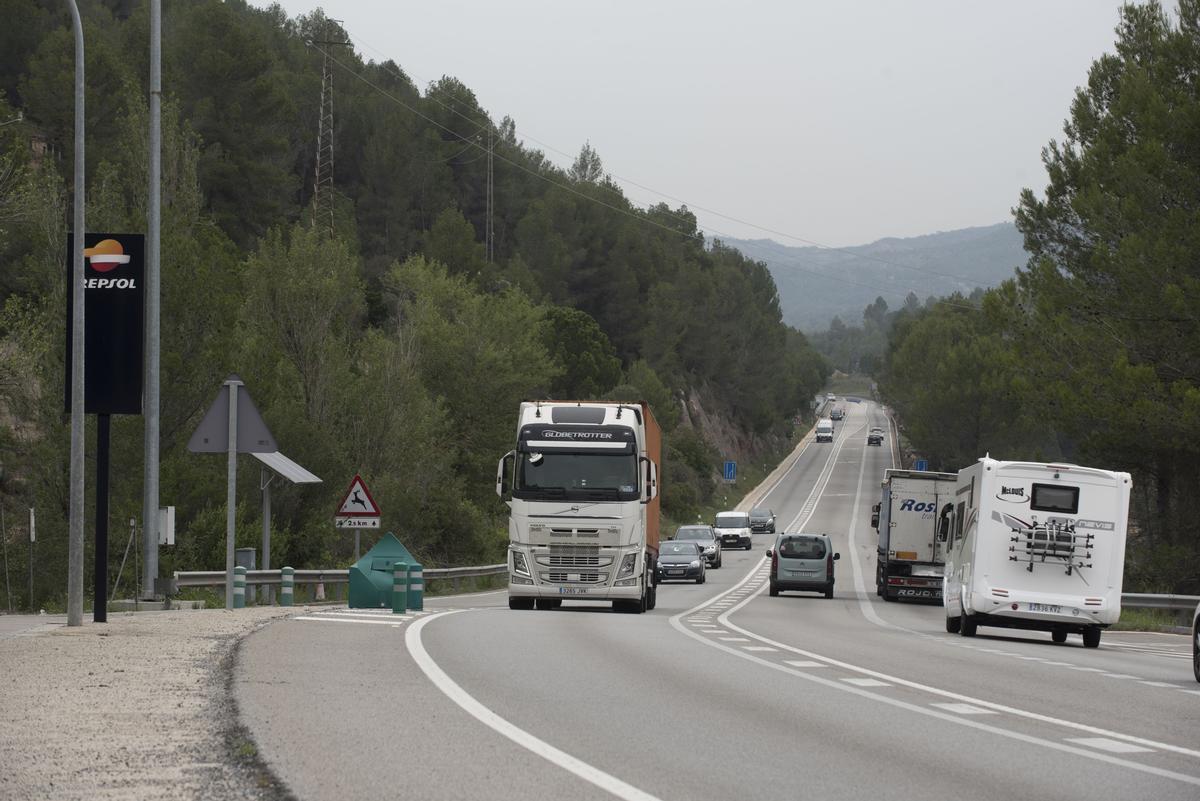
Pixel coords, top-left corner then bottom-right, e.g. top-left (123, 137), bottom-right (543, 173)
top-left (235, 400), bottom-right (1199, 800)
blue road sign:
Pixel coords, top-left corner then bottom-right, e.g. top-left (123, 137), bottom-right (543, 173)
top-left (723, 460), bottom-right (737, 481)
top-left (915, 459), bottom-right (929, 471)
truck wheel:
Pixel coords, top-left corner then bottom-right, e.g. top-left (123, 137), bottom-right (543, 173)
top-left (881, 587), bottom-right (894, 603)
top-left (945, 614), bottom-right (960, 633)
top-left (1192, 620), bottom-right (1199, 683)
top-left (1051, 628), bottom-right (1067, 644)
top-left (647, 582), bottom-right (657, 611)
top-left (509, 597), bottom-right (534, 610)
top-left (1082, 627), bottom-right (1101, 648)
top-left (534, 599), bottom-right (555, 610)
top-left (959, 614), bottom-right (977, 637)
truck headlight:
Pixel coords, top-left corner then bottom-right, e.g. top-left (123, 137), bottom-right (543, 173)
top-left (617, 553), bottom-right (638, 578)
top-left (512, 551), bottom-right (530, 576)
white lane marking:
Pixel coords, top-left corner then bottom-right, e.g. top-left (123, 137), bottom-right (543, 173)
top-left (294, 616), bottom-right (405, 626)
top-left (1068, 738), bottom-right (1155, 754)
top-left (670, 601), bottom-right (1200, 786)
top-left (785, 660), bottom-right (826, 668)
top-left (743, 646), bottom-right (777, 652)
top-left (1043, 661), bottom-right (1075, 667)
top-left (842, 678), bottom-right (890, 687)
top-left (719, 637), bottom-right (750, 642)
top-left (1182, 690), bottom-right (1200, 697)
top-left (407, 611), bottom-right (665, 801)
top-left (932, 703), bottom-right (997, 715)
top-left (1139, 681), bottom-right (1183, 688)
top-left (1102, 674), bottom-right (1141, 680)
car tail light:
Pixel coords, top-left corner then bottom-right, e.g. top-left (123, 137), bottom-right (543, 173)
top-left (826, 553), bottom-right (834, 580)
top-left (771, 548), bottom-right (778, 576)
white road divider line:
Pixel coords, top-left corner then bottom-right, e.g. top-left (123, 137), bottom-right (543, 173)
top-left (407, 611), bottom-right (665, 801)
top-left (293, 616), bottom-right (406, 626)
top-left (842, 678), bottom-right (890, 687)
top-left (1068, 738), bottom-right (1155, 754)
top-left (931, 703), bottom-right (997, 715)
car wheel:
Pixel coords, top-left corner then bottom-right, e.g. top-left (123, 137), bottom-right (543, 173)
top-left (745, 542), bottom-right (752, 551)
top-left (509, 597), bottom-right (535, 610)
top-left (1051, 628), bottom-right (1067, 644)
top-left (716, 554), bottom-right (722, 569)
top-left (1192, 620), bottom-right (1199, 683)
top-left (769, 583), bottom-right (779, 597)
top-left (960, 614), bottom-right (977, 637)
top-left (824, 585), bottom-right (834, 599)
top-left (697, 573), bottom-right (705, 584)
top-left (1082, 627), bottom-right (1101, 648)
top-left (945, 613), bottom-right (960, 633)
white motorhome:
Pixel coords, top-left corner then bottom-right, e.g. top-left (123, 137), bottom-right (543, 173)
top-left (815, 418), bottom-right (834, 443)
top-left (943, 457), bottom-right (1130, 647)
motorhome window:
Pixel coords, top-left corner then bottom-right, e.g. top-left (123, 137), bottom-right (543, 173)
top-left (955, 502), bottom-right (965, 541)
top-left (514, 452), bottom-right (639, 501)
top-left (1031, 483), bottom-right (1079, 514)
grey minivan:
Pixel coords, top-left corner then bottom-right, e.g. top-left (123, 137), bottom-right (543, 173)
top-left (766, 533), bottom-right (839, 598)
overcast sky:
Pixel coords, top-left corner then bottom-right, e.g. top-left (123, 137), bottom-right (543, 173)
top-left (269, 1), bottom-right (1129, 248)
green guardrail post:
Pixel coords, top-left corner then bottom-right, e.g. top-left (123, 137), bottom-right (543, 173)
top-left (233, 566), bottom-right (246, 609)
top-left (407, 562), bottom-right (423, 611)
top-left (280, 566), bottom-right (294, 607)
top-left (392, 561), bottom-right (408, 614)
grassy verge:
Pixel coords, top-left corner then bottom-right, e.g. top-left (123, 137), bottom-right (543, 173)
top-left (1111, 607), bottom-right (1192, 632)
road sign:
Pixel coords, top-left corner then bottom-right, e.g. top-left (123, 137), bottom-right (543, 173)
top-left (334, 517), bottom-right (380, 529)
top-left (187, 376), bottom-right (277, 454)
top-left (915, 459), bottom-right (929, 471)
top-left (723, 460), bottom-right (737, 482)
top-left (336, 474), bottom-right (381, 522)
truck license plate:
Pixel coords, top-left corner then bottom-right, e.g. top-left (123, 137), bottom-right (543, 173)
top-left (1028, 602), bottom-right (1061, 613)
top-left (558, 587), bottom-right (589, 595)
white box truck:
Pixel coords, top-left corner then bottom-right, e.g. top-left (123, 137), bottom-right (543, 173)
top-left (496, 401), bottom-right (660, 613)
top-left (943, 457), bottom-right (1131, 647)
top-left (815, 418), bottom-right (834, 443)
top-left (871, 468), bottom-right (958, 601)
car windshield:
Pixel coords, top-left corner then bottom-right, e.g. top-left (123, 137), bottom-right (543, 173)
top-left (715, 513), bottom-right (749, 528)
top-left (514, 451), bottom-right (639, 501)
top-left (663, 542), bottom-right (699, 555)
top-left (750, 508), bottom-right (770, 518)
top-left (674, 528), bottom-right (712, 540)
top-left (779, 537), bottom-right (827, 559)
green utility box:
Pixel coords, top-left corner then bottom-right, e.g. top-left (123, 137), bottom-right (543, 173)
top-left (348, 532), bottom-right (418, 609)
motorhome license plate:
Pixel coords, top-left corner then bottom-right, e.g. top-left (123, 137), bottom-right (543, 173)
top-left (558, 587), bottom-right (589, 595)
top-left (1029, 602), bottom-right (1061, 613)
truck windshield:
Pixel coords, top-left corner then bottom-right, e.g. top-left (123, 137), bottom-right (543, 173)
top-left (515, 452), bottom-right (640, 501)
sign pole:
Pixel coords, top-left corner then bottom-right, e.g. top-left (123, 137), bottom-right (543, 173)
top-left (28, 507), bottom-right (35, 611)
top-left (261, 468), bottom-right (272, 605)
top-left (94, 414), bottom-right (110, 622)
top-left (65, 0), bottom-right (86, 628)
top-left (224, 377), bottom-right (241, 609)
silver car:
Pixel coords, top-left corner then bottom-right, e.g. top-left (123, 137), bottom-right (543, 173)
top-left (673, 525), bottom-right (721, 568)
top-left (767, 532), bottom-right (840, 598)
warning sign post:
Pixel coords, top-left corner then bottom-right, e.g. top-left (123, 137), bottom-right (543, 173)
top-left (335, 474), bottom-right (381, 558)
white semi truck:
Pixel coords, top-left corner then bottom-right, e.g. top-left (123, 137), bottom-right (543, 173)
top-left (943, 457), bottom-right (1131, 647)
top-left (496, 400), bottom-right (661, 613)
top-left (871, 468), bottom-right (958, 601)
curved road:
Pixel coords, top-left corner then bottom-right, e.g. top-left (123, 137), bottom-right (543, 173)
top-left (235, 400), bottom-right (1199, 800)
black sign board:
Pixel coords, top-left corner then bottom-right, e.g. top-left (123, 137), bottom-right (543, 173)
top-left (64, 232), bottom-right (145, 415)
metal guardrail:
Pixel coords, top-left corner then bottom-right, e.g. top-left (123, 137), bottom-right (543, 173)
top-left (1121, 593), bottom-right (1199, 612)
top-left (173, 564), bottom-right (507, 590)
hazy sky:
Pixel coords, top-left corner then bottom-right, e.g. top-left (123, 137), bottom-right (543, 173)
top-left (270, 1), bottom-right (1129, 248)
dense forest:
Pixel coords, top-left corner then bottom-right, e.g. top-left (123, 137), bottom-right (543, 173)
top-left (814, 2), bottom-right (1200, 594)
top-left (0, 0), bottom-right (830, 608)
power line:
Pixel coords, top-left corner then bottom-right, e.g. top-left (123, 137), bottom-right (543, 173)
top-left (343, 28), bottom-right (986, 285)
top-left (315, 44), bottom-right (984, 316)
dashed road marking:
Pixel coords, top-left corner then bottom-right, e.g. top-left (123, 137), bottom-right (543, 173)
top-left (1067, 737), bottom-right (1155, 754)
top-left (932, 702), bottom-right (997, 715)
top-left (743, 646), bottom-right (777, 652)
top-left (842, 678), bottom-right (890, 687)
top-left (784, 660), bottom-right (826, 668)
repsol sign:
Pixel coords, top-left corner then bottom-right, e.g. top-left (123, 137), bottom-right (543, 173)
top-left (899, 499), bottom-right (937, 513)
top-left (64, 232), bottom-right (145, 415)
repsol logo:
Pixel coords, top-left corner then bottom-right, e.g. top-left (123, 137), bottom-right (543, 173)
top-left (899, 499), bottom-right (937, 512)
top-left (83, 277), bottom-right (137, 289)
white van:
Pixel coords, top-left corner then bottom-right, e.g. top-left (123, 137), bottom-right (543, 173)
top-left (815, 418), bottom-right (834, 443)
top-left (942, 457), bottom-right (1130, 648)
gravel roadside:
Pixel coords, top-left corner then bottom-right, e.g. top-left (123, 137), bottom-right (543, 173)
top-left (0, 607), bottom-right (301, 801)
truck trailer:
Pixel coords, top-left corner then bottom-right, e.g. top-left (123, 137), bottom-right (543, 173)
top-left (942, 457), bottom-right (1130, 647)
top-left (872, 468), bottom-right (957, 601)
top-left (496, 400), bottom-right (660, 613)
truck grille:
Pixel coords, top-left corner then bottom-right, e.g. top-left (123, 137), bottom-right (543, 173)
top-left (550, 528), bottom-right (600, 537)
top-left (539, 555), bottom-right (606, 567)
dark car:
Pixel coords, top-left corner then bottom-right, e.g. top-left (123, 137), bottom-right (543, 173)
top-left (867, 427), bottom-right (885, 446)
top-left (767, 532), bottom-right (839, 598)
top-left (658, 540), bottom-right (706, 583)
top-left (674, 525), bottom-right (721, 568)
top-left (749, 507), bottom-right (776, 535)
top-left (830, 407), bottom-right (845, 421)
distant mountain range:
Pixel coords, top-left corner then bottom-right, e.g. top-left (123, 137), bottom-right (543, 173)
top-left (722, 223), bottom-right (1028, 332)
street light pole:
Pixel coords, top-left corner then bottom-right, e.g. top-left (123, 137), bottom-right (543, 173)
top-left (142, 0), bottom-right (162, 598)
top-left (65, 0), bottom-right (86, 628)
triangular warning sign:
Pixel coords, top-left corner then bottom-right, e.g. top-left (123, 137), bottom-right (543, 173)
top-left (336, 474), bottom-right (380, 517)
